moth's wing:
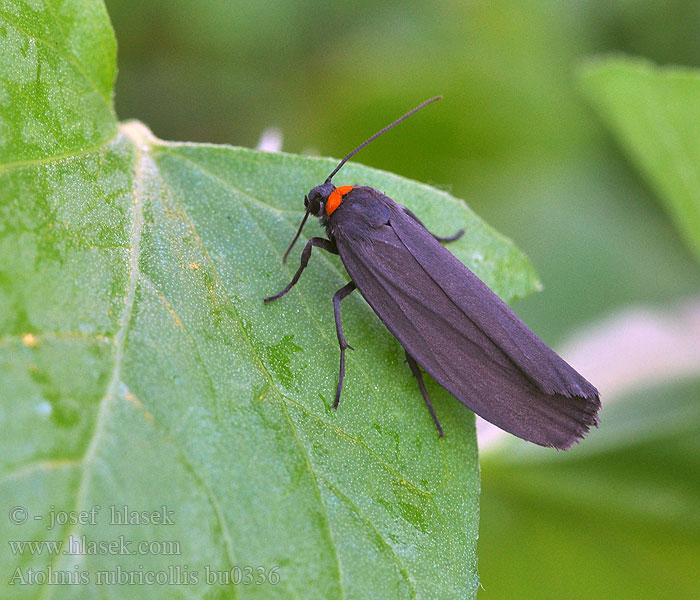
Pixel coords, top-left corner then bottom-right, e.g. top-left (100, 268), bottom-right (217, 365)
top-left (333, 191), bottom-right (599, 449)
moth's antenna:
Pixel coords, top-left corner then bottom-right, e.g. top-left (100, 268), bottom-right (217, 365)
top-left (325, 95), bottom-right (442, 183)
top-left (281, 207), bottom-right (310, 264)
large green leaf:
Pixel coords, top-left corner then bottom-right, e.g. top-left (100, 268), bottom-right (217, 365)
top-left (0, 1), bottom-right (540, 598)
top-left (579, 57), bottom-right (700, 263)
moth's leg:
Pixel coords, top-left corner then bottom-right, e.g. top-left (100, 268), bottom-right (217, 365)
top-left (405, 351), bottom-right (444, 437)
top-left (404, 207), bottom-right (464, 243)
top-left (433, 229), bottom-right (465, 243)
top-left (264, 237), bottom-right (338, 303)
top-left (332, 281), bottom-right (357, 409)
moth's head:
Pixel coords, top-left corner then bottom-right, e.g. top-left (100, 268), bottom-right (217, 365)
top-left (304, 182), bottom-right (335, 217)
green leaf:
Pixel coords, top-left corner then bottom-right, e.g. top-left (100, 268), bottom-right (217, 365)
top-left (579, 56), bottom-right (700, 263)
top-left (0, 2), bottom-right (540, 598)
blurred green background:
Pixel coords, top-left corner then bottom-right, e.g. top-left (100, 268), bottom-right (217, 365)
top-left (104, 0), bottom-right (700, 597)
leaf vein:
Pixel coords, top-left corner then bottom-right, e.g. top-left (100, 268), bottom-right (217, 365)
top-left (37, 128), bottom-right (145, 600)
top-left (315, 471), bottom-right (418, 599)
top-left (0, 134), bottom-right (117, 172)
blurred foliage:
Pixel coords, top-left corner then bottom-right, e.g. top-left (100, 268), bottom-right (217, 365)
top-left (479, 375), bottom-right (700, 599)
top-left (581, 57), bottom-right (700, 263)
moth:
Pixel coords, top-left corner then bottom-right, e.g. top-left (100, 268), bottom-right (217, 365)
top-left (265, 97), bottom-right (600, 449)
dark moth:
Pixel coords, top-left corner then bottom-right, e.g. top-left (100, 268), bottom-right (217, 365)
top-left (265, 97), bottom-right (600, 449)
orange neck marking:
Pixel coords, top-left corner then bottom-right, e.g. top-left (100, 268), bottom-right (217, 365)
top-left (326, 185), bottom-right (354, 215)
